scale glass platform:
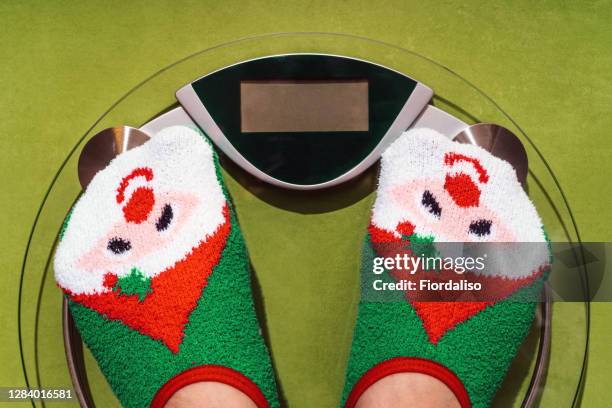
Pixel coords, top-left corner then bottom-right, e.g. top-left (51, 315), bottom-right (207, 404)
top-left (18, 33), bottom-right (588, 408)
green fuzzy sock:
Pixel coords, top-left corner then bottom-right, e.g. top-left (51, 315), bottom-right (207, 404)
top-left (341, 129), bottom-right (551, 408)
top-left (54, 126), bottom-right (279, 408)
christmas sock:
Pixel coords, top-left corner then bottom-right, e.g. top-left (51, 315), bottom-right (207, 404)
top-left (54, 126), bottom-right (279, 408)
top-left (341, 128), bottom-right (551, 408)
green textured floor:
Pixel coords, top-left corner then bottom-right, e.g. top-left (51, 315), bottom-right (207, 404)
top-left (1, 1), bottom-right (611, 407)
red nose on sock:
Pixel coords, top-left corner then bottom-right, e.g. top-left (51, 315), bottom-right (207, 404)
top-left (116, 167), bottom-right (156, 224)
top-left (123, 187), bottom-right (155, 223)
top-left (444, 173), bottom-right (481, 208)
top-left (116, 167), bottom-right (154, 203)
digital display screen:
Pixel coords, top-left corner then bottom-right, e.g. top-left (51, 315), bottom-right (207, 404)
top-left (240, 80), bottom-right (369, 132)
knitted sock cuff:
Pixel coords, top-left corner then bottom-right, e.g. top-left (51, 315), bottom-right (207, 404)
top-left (344, 357), bottom-right (471, 408)
top-left (151, 365), bottom-right (270, 408)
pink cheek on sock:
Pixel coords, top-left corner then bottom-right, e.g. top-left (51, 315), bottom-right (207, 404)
top-left (390, 179), bottom-right (515, 242)
top-left (76, 192), bottom-right (200, 273)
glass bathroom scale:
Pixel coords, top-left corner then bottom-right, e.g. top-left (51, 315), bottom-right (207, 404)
top-left (18, 33), bottom-right (589, 408)
top-left (176, 53), bottom-right (433, 188)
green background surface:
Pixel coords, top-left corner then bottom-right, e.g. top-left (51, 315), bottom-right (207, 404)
top-left (1, 1), bottom-right (611, 407)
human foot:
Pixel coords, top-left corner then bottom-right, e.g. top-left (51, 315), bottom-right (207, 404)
top-left (55, 126), bottom-right (278, 408)
top-left (342, 128), bottom-right (550, 408)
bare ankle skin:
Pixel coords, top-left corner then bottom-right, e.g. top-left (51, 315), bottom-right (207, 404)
top-left (164, 381), bottom-right (258, 408)
top-left (355, 373), bottom-right (461, 408)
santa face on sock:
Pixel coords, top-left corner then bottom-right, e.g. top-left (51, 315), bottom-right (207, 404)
top-left (369, 128), bottom-right (550, 290)
top-left (372, 128), bottom-right (546, 244)
top-left (387, 172), bottom-right (515, 242)
top-left (369, 129), bottom-right (551, 343)
top-left (55, 126), bottom-right (228, 297)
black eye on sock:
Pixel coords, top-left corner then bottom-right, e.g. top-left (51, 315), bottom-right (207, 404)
top-left (156, 204), bottom-right (173, 232)
top-left (469, 219), bottom-right (492, 237)
top-left (421, 190), bottom-right (442, 218)
top-left (107, 237), bottom-right (132, 254)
